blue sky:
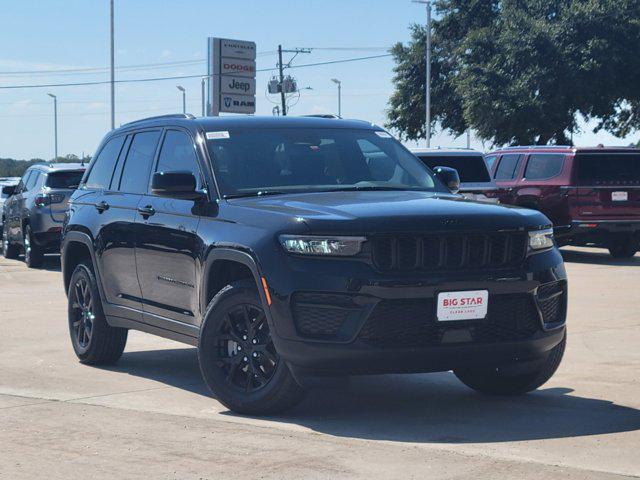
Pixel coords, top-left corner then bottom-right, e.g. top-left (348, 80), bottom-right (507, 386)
top-left (0, 0), bottom-right (634, 160)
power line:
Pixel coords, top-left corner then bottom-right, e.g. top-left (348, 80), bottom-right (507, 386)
top-left (0, 53), bottom-right (393, 90)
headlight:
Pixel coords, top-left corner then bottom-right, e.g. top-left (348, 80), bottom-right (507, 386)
top-left (279, 235), bottom-right (366, 256)
top-left (528, 228), bottom-right (554, 250)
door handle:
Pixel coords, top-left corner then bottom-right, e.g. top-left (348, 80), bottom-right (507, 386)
top-left (137, 205), bottom-right (156, 218)
top-left (95, 201), bottom-right (110, 213)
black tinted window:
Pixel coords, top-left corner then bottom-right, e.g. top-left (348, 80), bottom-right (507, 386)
top-left (524, 154), bottom-right (564, 180)
top-left (86, 136), bottom-right (126, 190)
top-left (576, 153), bottom-right (640, 185)
top-left (118, 131), bottom-right (161, 193)
top-left (485, 155), bottom-right (497, 171)
top-left (46, 171), bottom-right (84, 189)
top-left (494, 154), bottom-right (522, 180)
top-left (416, 154), bottom-right (490, 182)
top-left (155, 130), bottom-right (201, 188)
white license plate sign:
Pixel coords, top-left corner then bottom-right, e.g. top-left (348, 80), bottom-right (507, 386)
top-left (437, 290), bottom-right (488, 321)
top-left (612, 191), bottom-right (628, 202)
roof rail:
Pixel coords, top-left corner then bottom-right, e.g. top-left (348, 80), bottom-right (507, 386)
top-left (121, 113), bottom-right (195, 128)
top-left (499, 145), bottom-right (573, 150)
top-left (300, 114), bottom-right (342, 119)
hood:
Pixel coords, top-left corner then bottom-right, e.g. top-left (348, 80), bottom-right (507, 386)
top-left (226, 190), bottom-right (550, 234)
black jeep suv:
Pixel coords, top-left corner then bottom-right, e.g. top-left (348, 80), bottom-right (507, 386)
top-left (61, 114), bottom-right (567, 414)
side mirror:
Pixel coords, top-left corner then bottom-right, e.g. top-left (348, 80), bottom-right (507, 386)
top-left (2, 185), bottom-right (17, 196)
top-left (151, 171), bottom-right (204, 200)
top-left (433, 166), bottom-right (461, 194)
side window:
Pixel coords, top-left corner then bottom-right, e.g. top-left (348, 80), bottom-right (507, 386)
top-left (117, 130), bottom-right (161, 194)
top-left (25, 171), bottom-right (40, 191)
top-left (85, 136), bottom-right (126, 190)
top-left (155, 130), bottom-right (202, 189)
top-left (494, 154), bottom-right (522, 180)
top-left (485, 155), bottom-right (497, 172)
top-left (18, 170), bottom-right (33, 192)
top-left (524, 154), bottom-right (564, 180)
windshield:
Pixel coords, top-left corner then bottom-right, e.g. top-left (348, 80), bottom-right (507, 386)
top-left (206, 128), bottom-right (441, 197)
top-left (415, 154), bottom-right (491, 183)
top-left (46, 171), bottom-right (84, 189)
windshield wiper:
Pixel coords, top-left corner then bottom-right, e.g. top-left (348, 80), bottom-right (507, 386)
top-left (322, 186), bottom-right (422, 192)
top-left (223, 190), bottom-right (289, 199)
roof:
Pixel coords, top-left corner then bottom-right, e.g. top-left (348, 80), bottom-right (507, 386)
top-left (411, 147), bottom-right (484, 156)
top-left (490, 145), bottom-right (640, 154)
top-left (30, 162), bottom-right (86, 172)
top-left (115, 113), bottom-right (379, 133)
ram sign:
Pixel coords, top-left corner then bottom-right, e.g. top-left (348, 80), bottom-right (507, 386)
top-left (208, 37), bottom-right (257, 115)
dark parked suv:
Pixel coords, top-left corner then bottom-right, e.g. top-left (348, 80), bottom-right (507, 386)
top-left (2, 163), bottom-right (85, 267)
top-left (486, 146), bottom-right (640, 257)
top-left (61, 114), bottom-right (567, 414)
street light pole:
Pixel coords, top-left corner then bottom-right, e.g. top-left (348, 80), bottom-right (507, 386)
top-left (47, 93), bottom-right (58, 160)
top-left (177, 85), bottom-right (186, 114)
top-left (201, 77), bottom-right (206, 117)
top-left (412, 0), bottom-right (431, 147)
top-left (331, 78), bottom-right (342, 117)
top-left (110, 0), bottom-right (115, 129)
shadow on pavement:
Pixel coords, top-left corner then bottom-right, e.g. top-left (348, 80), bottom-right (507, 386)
top-left (102, 347), bottom-right (640, 444)
top-left (560, 248), bottom-right (640, 266)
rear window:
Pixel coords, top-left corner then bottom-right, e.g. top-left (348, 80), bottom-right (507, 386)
top-left (575, 153), bottom-right (640, 185)
top-left (46, 171), bottom-right (85, 189)
top-left (415, 154), bottom-right (490, 183)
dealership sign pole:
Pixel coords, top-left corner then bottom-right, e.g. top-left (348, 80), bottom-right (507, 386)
top-left (207, 37), bottom-right (257, 116)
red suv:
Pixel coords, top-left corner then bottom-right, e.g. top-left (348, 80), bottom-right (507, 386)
top-left (486, 146), bottom-right (640, 258)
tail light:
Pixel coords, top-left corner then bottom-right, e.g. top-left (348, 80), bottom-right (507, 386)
top-left (34, 193), bottom-right (64, 207)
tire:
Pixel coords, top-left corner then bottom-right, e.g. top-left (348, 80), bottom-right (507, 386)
top-left (2, 222), bottom-right (19, 259)
top-left (608, 239), bottom-right (638, 258)
top-left (198, 279), bottom-right (305, 415)
top-left (67, 262), bottom-right (128, 365)
top-left (24, 225), bottom-right (44, 268)
top-left (454, 331), bottom-right (566, 395)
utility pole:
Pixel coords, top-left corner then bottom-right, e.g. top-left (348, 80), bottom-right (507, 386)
top-left (466, 129), bottom-right (471, 148)
top-left (110, 0), bottom-right (115, 130)
top-left (331, 78), bottom-right (342, 117)
top-left (412, 0), bottom-right (431, 147)
top-left (276, 46), bottom-right (312, 116)
top-left (47, 93), bottom-right (58, 160)
top-left (277, 45), bottom-right (287, 116)
top-left (201, 77), bottom-right (206, 117)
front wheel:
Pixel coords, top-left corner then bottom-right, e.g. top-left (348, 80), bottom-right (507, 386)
top-left (198, 279), bottom-right (305, 415)
top-left (608, 238), bottom-right (638, 258)
top-left (68, 262), bottom-right (128, 364)
top-left (454, 332), bottom-right (566, 395)
top-left (24, 225), bottom-right (44, 268)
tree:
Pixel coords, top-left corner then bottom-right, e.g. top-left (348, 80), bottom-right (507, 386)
top-left (387, 0), bottom-right (640, 146)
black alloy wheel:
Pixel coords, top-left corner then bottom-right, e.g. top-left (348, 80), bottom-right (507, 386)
top-left (70, 275), bottom-right (95, 351)
top-left (214, 304), bottom-right (279, 393)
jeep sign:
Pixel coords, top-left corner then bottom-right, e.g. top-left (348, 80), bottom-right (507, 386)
top-left (207, 37), bottom-right (257, 115)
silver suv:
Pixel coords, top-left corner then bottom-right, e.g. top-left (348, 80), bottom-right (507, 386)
top-left (2, 163), bottom-right (85, 267)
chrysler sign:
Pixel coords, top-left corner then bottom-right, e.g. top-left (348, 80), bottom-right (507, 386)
top-left (208, 37), bottom-right (257, 115)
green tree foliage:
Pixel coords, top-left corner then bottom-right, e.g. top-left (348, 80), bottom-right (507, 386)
top-left (387, 0), bottom-right (640, 146)
top-left (0, 154), bottom-right (90, 177)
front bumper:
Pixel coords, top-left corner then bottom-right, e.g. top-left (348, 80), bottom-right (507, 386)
top-left (263, 247), bottom-right (567, 376)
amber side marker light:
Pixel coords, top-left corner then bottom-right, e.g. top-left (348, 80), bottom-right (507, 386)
top-left (261, 277), bottom-right (272, 305)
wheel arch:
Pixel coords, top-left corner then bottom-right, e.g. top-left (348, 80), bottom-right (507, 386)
top-left (61, 231), bottom-right (102, 298)
top-left (201, 248), bottom-right (271, 321)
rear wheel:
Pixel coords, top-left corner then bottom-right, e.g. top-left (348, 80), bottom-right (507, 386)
top-left (24, 225), bottom-right (44, 268)
top-left (198, 279), bottom-right (305, 415)
top-left (2, 222), bottom-right (19, 259)
top-left (454, 332), bottom-right (566, 395)
top-left (68, 262), bottom-right (128, 364)
top-left (608, 238), bottom-right (638, 258)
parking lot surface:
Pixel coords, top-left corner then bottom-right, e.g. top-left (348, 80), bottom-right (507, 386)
top-left (1, 247), bottom-right (639, 479)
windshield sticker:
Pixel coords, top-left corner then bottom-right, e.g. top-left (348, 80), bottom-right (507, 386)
top-left (375, 131), bottom-right (393, 139)
top-left (206, 131), bottom-right (230, 140)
